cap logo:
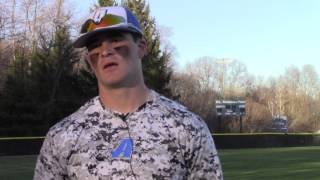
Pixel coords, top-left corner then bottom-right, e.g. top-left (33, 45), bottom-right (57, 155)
top-left (92, 9), bottom-right (108, 23)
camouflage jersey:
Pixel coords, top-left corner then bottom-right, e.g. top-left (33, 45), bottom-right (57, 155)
top-left (34, 91), bottom-right (223, 180)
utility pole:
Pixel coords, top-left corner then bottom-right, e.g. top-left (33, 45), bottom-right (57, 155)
top-left (55, 0), bottom-right (64, 27)
top-left (215, 58), bottom-right (233, 99)
top-left (11, 0), bottom-right (16, 62)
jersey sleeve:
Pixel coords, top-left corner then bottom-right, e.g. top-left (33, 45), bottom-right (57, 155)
top-left (185, 119), bottom-right (223, 180)
top-left (33, 132), bottom-right (68, 180)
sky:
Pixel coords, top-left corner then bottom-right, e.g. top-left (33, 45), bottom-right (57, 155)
top-left (76, 0), bottom-right (320, 78)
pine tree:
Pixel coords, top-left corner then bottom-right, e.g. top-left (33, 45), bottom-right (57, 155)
top-left (0, 48), bottom-right (44, 136)
top-left (98, 0), bottom-right (118, 6)
top-left (0, 24), bottom-right (94, 136)
top-left (42, 26), bottom-right (76, 126)
top-left (32, 25), bottom-right (91, 127)
top-left (123, 0), bottom-right (172, 96)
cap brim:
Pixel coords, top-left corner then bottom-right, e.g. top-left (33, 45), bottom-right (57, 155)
top-left (73, 25), bottom-right (142, 48)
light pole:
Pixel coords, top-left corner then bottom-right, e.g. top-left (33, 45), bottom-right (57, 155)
top-left (215, 58), bottom-right (233, 99)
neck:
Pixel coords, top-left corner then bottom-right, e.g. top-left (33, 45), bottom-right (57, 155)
top-left (98, 84), bottom-right (150, 114)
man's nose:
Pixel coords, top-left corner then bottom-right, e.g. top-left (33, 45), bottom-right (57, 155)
top-left (100, 41), bottom-right (114, 57)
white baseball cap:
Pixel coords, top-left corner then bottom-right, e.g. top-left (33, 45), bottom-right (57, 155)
top-left (74, 6), bottom-right (143, 48)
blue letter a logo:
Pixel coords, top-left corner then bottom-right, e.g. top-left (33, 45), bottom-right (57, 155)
top-left (112, 138), bottom-right (133, 159)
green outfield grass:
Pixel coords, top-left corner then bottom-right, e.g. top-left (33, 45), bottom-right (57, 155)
top-left (0, 155), bottom-right (37, 180)
top-left (220, 146), bottom-right (320, 180)
top-left (0, 146), bottom-right (319, 180)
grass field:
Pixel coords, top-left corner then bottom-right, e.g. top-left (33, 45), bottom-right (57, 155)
top-left (0, 155), bottom-right (37, 180)
top-left (220, 146), bottom-right (320, 180)
top-left (0, 146), bottom-right (319, 180)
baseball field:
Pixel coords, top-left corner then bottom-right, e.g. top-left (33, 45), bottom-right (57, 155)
top-left (0, 146), bottom-right (319, 180)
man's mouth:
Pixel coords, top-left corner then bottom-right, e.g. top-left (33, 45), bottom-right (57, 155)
top-left (103, 62), bottom-right (118, 69)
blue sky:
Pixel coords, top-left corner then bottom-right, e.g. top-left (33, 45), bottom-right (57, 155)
top-left (77, 0), bottom-right (320, 78)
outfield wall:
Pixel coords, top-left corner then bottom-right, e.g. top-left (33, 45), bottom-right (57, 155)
top-left (1, 133), bottom-right (320, 155)
top-left (0, 137), bottom-right (44, 156)
top-left (213, 133), bottom-right (320, 149)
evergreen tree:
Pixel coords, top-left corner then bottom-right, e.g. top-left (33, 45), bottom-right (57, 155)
top-left (32, 25), bottom-right (93, 128)
top-left (34, 26), bottom-right (76, 126)
top-left (0, 48), bottom-right (45, 136)
top-left (98, 0), bottom-right (118, 6)
top-left (0, 24), bottom-right (94, 136)
top-left (123, 0), bottom-right (172, 96)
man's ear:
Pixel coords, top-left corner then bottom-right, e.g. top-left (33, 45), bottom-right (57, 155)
top-left (138, 38), bottom-right (147, 59)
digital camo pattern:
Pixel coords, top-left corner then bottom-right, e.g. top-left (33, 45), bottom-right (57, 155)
top-left (34, 91), bottom-right (223, 180)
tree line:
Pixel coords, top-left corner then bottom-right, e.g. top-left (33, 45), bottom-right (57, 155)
top-left (170, 57), bottom-right (320, 133)
top-left (0, 0), bottom-right (172, 136)
top-left (0, 0), bottom-right (319, 137)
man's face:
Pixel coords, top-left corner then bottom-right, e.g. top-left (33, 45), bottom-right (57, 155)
top-left (86, 31), bottom-right (146, 89)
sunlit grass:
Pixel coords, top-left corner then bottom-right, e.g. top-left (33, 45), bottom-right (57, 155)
top-left (0, 146), bottom-right (319, 180)
top-left (219, 146), bottom-right (320, 180)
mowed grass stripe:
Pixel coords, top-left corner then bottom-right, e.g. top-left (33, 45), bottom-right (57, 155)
top-left (0, 155), bottom-right (37, 179)
top-left (219, 146), bottom-right (320, 180)
top-left (0, 146), bottom-right (319, 180)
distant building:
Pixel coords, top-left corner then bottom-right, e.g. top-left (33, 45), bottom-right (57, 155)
top-left (270, 115), bottom-right (288, 133)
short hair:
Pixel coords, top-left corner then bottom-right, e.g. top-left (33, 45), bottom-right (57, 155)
top-left (131, 32), bottom-right (143, 42)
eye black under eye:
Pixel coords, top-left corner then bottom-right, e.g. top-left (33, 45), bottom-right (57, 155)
top-left (114, 46), bottom-right (122, 51)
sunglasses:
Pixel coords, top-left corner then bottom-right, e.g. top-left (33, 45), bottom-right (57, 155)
top-left (80, 14), bottom-right (126, 34)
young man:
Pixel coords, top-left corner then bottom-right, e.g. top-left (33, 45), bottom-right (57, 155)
top-left (34, 6), bottom-right (223, 180)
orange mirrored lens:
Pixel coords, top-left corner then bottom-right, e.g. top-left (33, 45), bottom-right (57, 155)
top-left (81, 14), bottom-right (125, 33)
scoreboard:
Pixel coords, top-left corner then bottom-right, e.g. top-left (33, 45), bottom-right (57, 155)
top-left (216, 100), bottom-right (246, 116)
